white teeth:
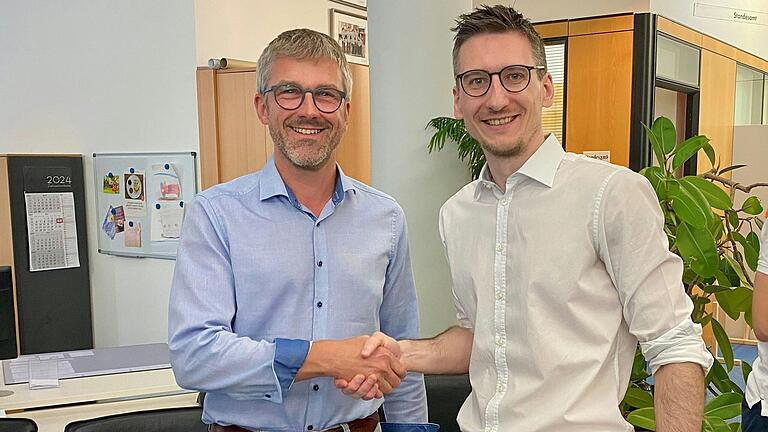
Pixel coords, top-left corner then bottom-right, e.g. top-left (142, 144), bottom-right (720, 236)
top-left (291, 127), bottom-right (322, 135)
top-left (486, 117), bottom-right (514, 126)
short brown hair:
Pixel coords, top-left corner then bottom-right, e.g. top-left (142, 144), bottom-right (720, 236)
top-left (451, 5), bottom-right (547, 77)
top-left (256, 28), bottom-right (352, 99)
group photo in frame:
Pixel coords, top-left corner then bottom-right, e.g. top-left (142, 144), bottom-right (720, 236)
top-left (330, 9), bottom-right (368, 66)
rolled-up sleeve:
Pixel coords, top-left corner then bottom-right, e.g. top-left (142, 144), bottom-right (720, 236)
top-left (596, 170), bottom-right (713, 375)
top-left (168, 195), bottom-right (308, 403)
top-left (379, 206), bottom-right (428, 422)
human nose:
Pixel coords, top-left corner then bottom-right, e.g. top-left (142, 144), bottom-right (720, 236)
top-left (485, 75), bottom-right (510, 111)
top-left (295, 91), bottom-right (321, 116)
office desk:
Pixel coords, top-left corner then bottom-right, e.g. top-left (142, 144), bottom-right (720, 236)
top-left (0, 367), bottom-right (198, 431)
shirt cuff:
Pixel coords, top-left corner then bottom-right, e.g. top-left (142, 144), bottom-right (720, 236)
top-left (273, 338), bottom-right (310, 395)
top-left (639, 319), bottom-right (714, 375)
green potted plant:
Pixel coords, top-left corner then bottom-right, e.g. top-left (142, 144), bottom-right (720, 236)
top-left (427, 115), bottom-right (767, 431)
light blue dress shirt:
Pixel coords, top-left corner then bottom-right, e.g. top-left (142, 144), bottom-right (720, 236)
top-left (168, 158), bottom-right (427, 431)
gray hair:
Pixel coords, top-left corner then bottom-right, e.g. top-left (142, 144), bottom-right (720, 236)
top-left (256, 28), bottom-right (353, 99)
top-left (452, 5), bottom-right (547, 78)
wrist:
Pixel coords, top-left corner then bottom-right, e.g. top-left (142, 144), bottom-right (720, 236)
top-left (299, 340), bottom-right (335, 380)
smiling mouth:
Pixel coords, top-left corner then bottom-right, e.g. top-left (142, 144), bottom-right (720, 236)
top-left (483, 115), bottom-right (519, 126)
top-left (290, 126), bottom-right (324, 135)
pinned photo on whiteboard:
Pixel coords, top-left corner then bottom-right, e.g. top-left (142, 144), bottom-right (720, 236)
top-left (123, 170), bottom-right (146, 217)
top-left (151, 201), bottom-right (185, 241)
top-left (152, 163), bottom-right (182, 200)
top-left (102, 172), bottom-right (120, 194)
top-left (124, 221), bottom-right (141, 248)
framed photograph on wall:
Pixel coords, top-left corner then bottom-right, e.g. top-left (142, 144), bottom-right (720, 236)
top-left (330, 9), bottom-right (368, 66)
top-left (329, 0), bottom-right (366, 11)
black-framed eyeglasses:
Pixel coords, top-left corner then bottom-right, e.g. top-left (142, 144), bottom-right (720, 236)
top-left (262, 84), bottom-right (347, 114)
top-left (456, 65), bottom-right (546, 97)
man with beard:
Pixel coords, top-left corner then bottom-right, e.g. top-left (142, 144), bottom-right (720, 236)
top-left (338, 5), bottom-right (713, 432)
top-left (169, 29), bottom-right (427, 432)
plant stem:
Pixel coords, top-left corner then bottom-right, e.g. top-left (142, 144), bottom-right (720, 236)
top-left (702, 172), bottom-right (768, 193)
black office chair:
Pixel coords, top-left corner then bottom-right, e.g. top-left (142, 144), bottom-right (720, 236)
top-left (0, 418), bottom-right (38, 432)
top-left (424, 374), bottom-right (471, 432)
top-left (63, 406), bottom-right (207, 432)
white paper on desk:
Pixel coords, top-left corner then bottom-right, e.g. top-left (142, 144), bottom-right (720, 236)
top-left (8, 360), bottom-right (75, 382)
top-left (37, 353), bottom-right (65, 361)
top-left (68, 350), bottom-right (94, 358)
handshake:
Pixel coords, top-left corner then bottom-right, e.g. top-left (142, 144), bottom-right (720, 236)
top-left (303, 331), bottom-right (404, 400)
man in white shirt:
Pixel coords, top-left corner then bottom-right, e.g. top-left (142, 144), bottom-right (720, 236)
top-left (743, 222), bottom-right (768, 431)
top-left (338, 5), bottom-right (713, 432)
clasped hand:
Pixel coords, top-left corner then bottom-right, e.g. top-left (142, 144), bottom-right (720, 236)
top-left (333, 331), bottom-right (402, 400)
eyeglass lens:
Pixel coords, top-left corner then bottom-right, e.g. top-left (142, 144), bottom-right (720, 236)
top-left (460, 65), bottom-right (533, 96)
top-left (273, 85), bottom-right (344, 113)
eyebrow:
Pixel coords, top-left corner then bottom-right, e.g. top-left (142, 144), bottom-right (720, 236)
top-left (274, 80), bottom-right (343, 90)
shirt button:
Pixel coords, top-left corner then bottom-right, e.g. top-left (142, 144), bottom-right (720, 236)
top-left (265, 394), bottom-right (271, 399)
top-left (497, 384), bottom-right (505, 392)
top-left (307, 426), bottom-right (314, 431)
top-left (496, 337), bottom-right (505, 347)
top-left (500, 198), bottom-right (508, 205)
top-left (496, 292), bottom-right (504, 300)
top-left (496, 243), bottom-right (503, 252)
top-left (316, 301), bottom-right (323, 308)
top-left (313, 384), bottom-right (320, 391)
top-left (317, 260), bottom-right (323, 267)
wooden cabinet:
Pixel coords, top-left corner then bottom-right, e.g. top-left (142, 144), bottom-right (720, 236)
top-left (195, 64), bottom-right (371, 190)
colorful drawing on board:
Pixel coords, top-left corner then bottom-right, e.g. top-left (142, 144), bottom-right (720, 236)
top-left (151, 163), bottom-right (182, 200)
top-left (102, 172), bottom-right (120, 194)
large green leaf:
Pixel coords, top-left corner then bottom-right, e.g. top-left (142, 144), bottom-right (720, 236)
top-left (706, 358), bottom-right (731, 393)
top-left (675, 223), bottom-right (718, 278)
top-left (723, 255), bottom-right (749, 285)
top-left (702, 416), bottom-right (732, 432)
top-left (711, 318), bottom-right (734, 371)
top-left (742, 360), bottom-right (752, 384)
top-left (641, 166), bottom-right (665, 193)
top-left (672, 135), bottom-right (710, 171)
top-left (627, 407), bottom-right (656, 431)
top-left (682, 176), bottom-right (732, 210)
top-left (669, 179), bottom-right (712, 228)
top-left (715, 287), bottom-right (752, 321)
top-left (623, 383), bottom-right (654, 408)
top-left (719, 164), bottom-right (747, 175)
top-left (732, 232), bottom-right (759, 271)
top-left (726, 211), bottom-right (740, 230)
top-left (643, 123), bottom-right (666, 169)
top-left (702, 142), bottom-right (717, 167)
top-left (746, 231), bottom-right (760, 254)
top-left (652, 116), bottom-right (677, 154)
top-left (741, 196), bottom-right (763, 215)
top-left (704, 392), bottom-right (743, 419)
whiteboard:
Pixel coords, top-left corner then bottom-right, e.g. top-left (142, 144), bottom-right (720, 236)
top-left (93, 152), bottom-right (197, 259)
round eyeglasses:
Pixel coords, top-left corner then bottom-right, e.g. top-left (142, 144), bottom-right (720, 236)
top-left (262, 84), bottom-right (347, 114)
top-left (456, 65), bottom-right (546, 97)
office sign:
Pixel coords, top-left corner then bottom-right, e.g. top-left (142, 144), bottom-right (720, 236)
top-left (694, 3), bottom-right (766, 26)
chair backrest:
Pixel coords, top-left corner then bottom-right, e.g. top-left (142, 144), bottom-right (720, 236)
top-left (64, 406), bottom-right (207, 432)
top-left (424, 374), bottom-right (471, 432)
top-left (0, 418), bottom-right (38, 432)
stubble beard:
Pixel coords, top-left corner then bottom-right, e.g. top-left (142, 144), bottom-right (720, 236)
top-left (270, 121), bottom-right (344, 171)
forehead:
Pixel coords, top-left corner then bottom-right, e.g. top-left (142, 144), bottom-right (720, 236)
top-left (268, 56), bottom-right (343, 87)
top-left (456, 31), bottom-right (536, 72)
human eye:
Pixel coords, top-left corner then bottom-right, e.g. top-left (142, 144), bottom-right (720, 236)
top-left (463, 72), bottom-right (489, 88)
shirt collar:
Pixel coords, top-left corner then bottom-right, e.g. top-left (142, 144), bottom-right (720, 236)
top-left (474, 134), bottom-right (564, 199)
top-left (259, 158), bottom-right (356, 206)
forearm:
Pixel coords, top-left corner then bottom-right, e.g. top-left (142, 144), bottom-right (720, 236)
top-left (400, 326), bottom-right (473, 374)
top-left (753, 272), bottom-right (768, 341)
top-left (653, 362), bottom-right (705, 432)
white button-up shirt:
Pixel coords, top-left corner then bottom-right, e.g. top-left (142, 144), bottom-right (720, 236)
top-left (439, 135), bottom-right (713, 432)
top-left (745, 223), bottom-right (768, 416)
